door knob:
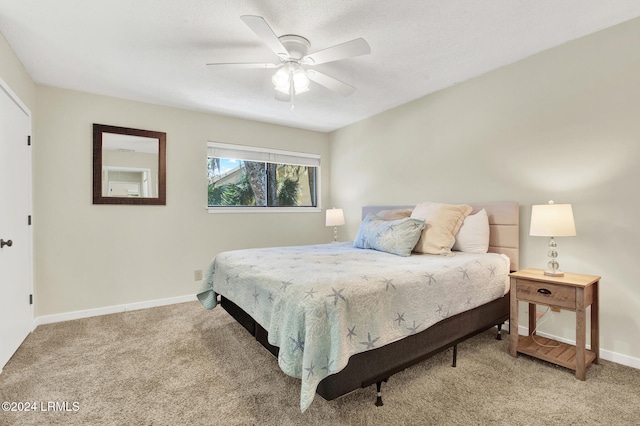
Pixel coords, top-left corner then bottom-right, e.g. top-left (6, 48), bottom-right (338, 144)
top-left (1, 239), bottom-right (13, 248)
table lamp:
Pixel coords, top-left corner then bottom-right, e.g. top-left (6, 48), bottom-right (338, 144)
top-left (529, 201), bottom-right (576, 277)
top-left (326, 208), bottom-right (345, 242)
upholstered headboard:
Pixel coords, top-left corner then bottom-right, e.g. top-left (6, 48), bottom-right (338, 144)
top-left (362, 202), bottom-right (519, 271)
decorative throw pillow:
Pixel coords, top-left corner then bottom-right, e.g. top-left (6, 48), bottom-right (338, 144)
top-left (376, 208), bottom-right (414, 221)
top-left (410, 202), bottom-right (473, 255)
top-left (353, 213), bottom-right (426, 257)
top-left (453, 209), bottom-right (490, 253)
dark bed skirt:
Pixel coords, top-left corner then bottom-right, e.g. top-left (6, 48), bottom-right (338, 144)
top-left (220, 294), bottom-right (509, 401)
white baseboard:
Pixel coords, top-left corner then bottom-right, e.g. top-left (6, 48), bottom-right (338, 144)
top-left (513, 323), bottom-right (640, 370)
top-left (33, 294), bottom-right (197, 328)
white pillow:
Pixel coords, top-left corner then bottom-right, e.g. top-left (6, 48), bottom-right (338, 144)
top-left (453, 209), bottom-right (490, 253)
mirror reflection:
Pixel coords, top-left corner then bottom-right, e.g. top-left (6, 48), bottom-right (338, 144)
top-left (102, 133), bottom-right (159, 198)
top-left (93, 124), bottom-right (166, 205)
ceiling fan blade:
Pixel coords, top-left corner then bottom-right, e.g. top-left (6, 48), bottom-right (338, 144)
top-left (306, 70), bottom-right (356, 97)
top-left (303, 38), bottom-right (370, 65)
top-left (240, 15), bottom-right (289, 59)
top-left (207, 62), bottom-right (280, 69)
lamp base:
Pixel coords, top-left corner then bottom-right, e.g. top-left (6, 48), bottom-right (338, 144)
top-left (544, 270), bottom-right (565, 277)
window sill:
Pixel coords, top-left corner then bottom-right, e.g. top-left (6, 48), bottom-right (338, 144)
top-left (207, 206), bottom-right (322, 214)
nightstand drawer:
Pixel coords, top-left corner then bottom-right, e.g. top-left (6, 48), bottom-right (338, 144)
top-left (515, 280), bottom-right (576, 309)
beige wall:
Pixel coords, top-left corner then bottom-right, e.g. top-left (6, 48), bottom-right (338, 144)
top-left (0, 32), bottom-right (35, 110)
top-left (33, 86), bottom-right (330, 316)
top-left (330, 18), bottom-right (640, 363)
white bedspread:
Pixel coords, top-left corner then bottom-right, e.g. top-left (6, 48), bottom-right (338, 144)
top-left (198, 243), bottom-right (510, 412)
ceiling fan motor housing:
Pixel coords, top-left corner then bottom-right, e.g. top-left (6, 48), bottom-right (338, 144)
top-left (279, 35), bottom-right (311, 61)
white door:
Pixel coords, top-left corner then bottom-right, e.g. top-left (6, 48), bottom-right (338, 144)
top-left (0, 81), bottom-right (33, 371)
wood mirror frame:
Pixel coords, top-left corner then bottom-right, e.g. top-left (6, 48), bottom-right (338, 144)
top-left (93, 124), bottom-right (166, 205)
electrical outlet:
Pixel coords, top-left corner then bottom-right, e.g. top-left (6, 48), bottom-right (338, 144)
top-left (194, 269), bottom-right (203, 281)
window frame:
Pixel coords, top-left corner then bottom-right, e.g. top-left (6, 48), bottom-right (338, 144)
top-left (207, 141), bottom-right (322, 213)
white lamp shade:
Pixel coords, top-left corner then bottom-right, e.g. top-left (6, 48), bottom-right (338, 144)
top-left (326, 208), bottom-right (345, 227)
top-left (529, 203), bottom-right (576, 237)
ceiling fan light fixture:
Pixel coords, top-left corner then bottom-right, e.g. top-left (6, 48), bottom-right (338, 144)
top-left (272, 63), bottom-right (309, 95)
top-left (292, 69), bottom-right (309, 92)
top-left (272, 68), bottom-right (290, 92)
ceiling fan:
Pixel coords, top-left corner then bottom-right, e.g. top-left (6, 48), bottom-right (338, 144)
top-left (207, 15), bottom-right (371, 109)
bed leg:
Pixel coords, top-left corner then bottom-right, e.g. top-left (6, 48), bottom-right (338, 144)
top-left (452, 344), bottom-right (457, 367)
top-left (496, 323), bottom-right (503, 340)
top-left (375, 379), bottom-right (387, 407)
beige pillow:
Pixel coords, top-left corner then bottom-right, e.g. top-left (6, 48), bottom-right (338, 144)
top-left (376, 208), bottom-right (413, 221)
top-left (410, 202), bottom-right (473, 255)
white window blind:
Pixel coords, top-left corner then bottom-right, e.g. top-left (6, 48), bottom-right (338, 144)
top-left (207, 142), bottom-right (320, 167)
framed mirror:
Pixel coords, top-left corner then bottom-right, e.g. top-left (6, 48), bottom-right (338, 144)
top-left (93, 124), bottom-right (166, 205)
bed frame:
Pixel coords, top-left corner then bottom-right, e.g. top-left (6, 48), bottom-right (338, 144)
top-left (220, 202), bottom-right (519, 405)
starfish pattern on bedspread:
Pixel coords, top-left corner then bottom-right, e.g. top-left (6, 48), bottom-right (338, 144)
top-left (322, 355), bottom-right (333, 373)
top-left (290, 332), bottom-right (305, 353)
top-left (326, 287), bottom-right (346, 306)
top-left (347, 325), bottom-right (357, 340)
top-left (305, 362), bottom-right (315, 379)
top-left (424, 272), bottom-right (436, 285)
top-left (459, 267), bottom-right (470, 279)
top-left (197, 242), bottom-right (511, 412)
top-left (407, 320), bottom-right (421, 335)
top-left (382, 278), bottom-right (396, 290)
top-left (436, 303), bottom-right (450, 318)
top-left (360, 332), bottom-right (380, 349)
top-left (280, 279), bottom-right (293, 292)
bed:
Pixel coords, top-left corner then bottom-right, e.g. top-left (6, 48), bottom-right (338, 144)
top-left (197, 202), bottom-right (519, 412)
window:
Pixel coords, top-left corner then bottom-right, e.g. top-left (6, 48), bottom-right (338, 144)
top-left (207, 142), bottom-right (320, 211)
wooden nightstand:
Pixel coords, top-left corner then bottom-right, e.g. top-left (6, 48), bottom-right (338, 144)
top-left (509, 268), bottom-right (600, 380)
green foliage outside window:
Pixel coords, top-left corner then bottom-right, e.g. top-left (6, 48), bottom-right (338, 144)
top-left (207, 158), bottom-right (316, 208)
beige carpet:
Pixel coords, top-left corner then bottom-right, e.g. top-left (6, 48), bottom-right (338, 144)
top-left (1, 301), bottom-right (639, 425)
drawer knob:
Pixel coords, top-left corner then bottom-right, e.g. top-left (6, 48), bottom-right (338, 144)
top-left (537, 288), bottom-right (552, 295)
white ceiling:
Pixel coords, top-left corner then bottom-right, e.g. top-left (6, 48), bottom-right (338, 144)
top-left (2, 1), bottom-right (640, 132)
